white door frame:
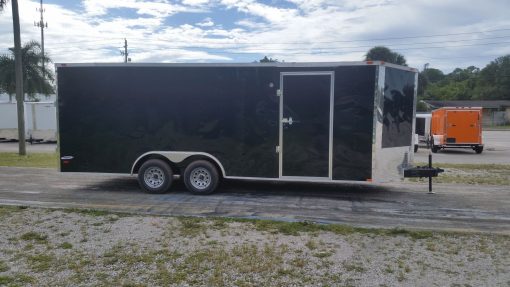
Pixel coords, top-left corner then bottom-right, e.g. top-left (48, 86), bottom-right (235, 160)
top-left (279, 71), bottom-right (335, 180)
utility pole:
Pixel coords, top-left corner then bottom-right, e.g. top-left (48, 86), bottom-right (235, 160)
top-left (12, 0), bottom-right (26, 155)
top-left (121, 38), bottom-right (128, 63)
top-left (34, 0), bottom-right (47, 78)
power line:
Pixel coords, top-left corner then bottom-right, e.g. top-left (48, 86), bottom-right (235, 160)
top-left (48, 38), bottom-right (120, 47)
top-left (126, 27), bottom-right (510, 45)
top-left (42, 27), bottom-right (510, 49)
top-left (39, 40), bottom-right (510, 59)
top-left (126, 40), bottom-right (510, 55)
top-left (53, 34), bottom-right (507, 52)
top-left (122, 35), bottom-right (510, 52)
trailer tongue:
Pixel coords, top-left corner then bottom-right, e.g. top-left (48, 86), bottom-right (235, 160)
top-left (403, 154), bottom-right (444, 194)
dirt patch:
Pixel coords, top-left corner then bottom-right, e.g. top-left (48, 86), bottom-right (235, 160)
top-left (0, 206), bottom-right (509, 286)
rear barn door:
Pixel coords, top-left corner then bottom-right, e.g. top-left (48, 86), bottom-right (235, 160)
top-left (279, 72), bottom-right (334, 179)
top-left (446, 110), bottom-right (480, 143)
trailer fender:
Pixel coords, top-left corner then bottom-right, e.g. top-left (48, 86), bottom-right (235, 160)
top-left (131, 151), bottom-right (226, 177)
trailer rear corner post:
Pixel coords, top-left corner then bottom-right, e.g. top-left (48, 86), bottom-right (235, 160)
top-left (403, 152), bottom-right (444, 194)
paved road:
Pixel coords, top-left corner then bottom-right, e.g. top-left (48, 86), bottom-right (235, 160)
top-left (0, 167), bottom-right (508, 234)
top-left (415, 130), bottom-right (510, 164)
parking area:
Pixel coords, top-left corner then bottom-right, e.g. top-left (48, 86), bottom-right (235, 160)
top-left (0, 167), bottom-right (508, 234)
top-left (414, 130), bottom-right (510, 164)
top-left (0, 142), bottom-right (57, 153)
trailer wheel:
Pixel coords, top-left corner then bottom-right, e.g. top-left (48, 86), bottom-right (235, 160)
top-left (431, 145), bottom-right (439, 153)
top-left (138, 159), bottom-right (173, 194)
top-left (475, 146), bottom-right (483, 154)
top-left (183, 160), bottom-right (219, 195)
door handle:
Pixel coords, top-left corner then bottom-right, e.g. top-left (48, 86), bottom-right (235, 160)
top-left (282, 117), bottom-right (293, 125)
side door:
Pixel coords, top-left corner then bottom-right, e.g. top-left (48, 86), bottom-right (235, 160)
top-left (279, 72), bottom-right (334, 179)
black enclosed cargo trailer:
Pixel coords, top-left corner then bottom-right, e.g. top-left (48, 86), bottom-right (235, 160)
top-left (57, 62), bottom-right (422, 194)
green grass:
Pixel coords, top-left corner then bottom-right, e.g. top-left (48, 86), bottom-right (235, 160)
top-left (250, 218), bottom-right (435, 239)
top-left (0, 152), bottom-right (58, 168)
top-left (0, 274), bottom-right (35, 285)
top-left (59, 242), bottom-right (73, 249)
top-left (485, 125), bottom-right (510, 130)
top-left (416, 163), bottom-right (510, 170)
top-left (27, 253), bottom-right (56, 272)
top-left (20, 232), bottom-right (48, 243)
top-left (0, 260), bottom-right (9, 272)
top-left (412, 163), bottom-right (510, 185)
top-left (1, 205), bottom-right (508, 286)
top-left (63, 208), bottom-right (111, 217)
top-left (0, 205), bottom-right (26, 218)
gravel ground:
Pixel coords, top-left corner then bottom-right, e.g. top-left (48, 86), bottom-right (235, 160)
top-left (0, 206), bottom-right (509, 287)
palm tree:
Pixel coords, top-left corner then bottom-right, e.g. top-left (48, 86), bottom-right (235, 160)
top-left (1, 0), bottom-right (27, 155)
top-left (0, 41), bottom-right (54, 102)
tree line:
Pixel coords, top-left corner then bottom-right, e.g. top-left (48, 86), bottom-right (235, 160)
top-left (364, 46), bottom-right (510, 102)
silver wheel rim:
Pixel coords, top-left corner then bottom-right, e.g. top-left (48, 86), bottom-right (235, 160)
top-left (190, 167), bottom-right (211, 190)
top-left (143, 167), bottom-right (165, 189)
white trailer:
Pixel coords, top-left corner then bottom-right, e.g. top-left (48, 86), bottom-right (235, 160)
top-left (415, 113), bottom-right (432, 146)
top-left (0, 101), bottom-right (57, 142)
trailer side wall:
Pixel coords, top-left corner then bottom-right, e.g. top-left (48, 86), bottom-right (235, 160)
top-left (58, 64), bottom-right (378, 181)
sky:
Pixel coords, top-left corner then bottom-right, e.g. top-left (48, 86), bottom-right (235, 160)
top-left (0, 0), bottom-right (509, 73)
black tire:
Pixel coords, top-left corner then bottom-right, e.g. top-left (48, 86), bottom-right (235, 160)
top-left (183, 160), bottom-right (219, 195)
top-left (431, 145), bottom-right (439, 153)
top-left (414, 145), bottom-right (419, 153)
top-left (475, 146), bottom-right (483, 154)
top-left (137, 159), bottom-right (173, 194)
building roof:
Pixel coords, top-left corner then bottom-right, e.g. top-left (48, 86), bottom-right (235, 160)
top-left (424, 100), bottom-right (510, 109)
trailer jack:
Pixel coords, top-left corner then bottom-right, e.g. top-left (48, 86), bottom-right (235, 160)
top-left (404, 153), bottom-right (444, 194)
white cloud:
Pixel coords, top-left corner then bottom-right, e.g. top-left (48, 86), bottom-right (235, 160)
top-left (1, 0), bottom-right (509, 72)
top-left (196, 17), bottom-right (214, 27)
top-left (220, 0), bottom-right (298, 25)
top-left (182, 0), bottom-right (210, 7)
top-left (82, 0), bottom-right (199, 18)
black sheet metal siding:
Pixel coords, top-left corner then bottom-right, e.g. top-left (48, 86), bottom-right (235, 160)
top-left (58, 66), bottom-right (280, 176)
top-left (58, 64), bottom-right (376, 180)
top-left (381, 67), bottom-right (415, 148)
top-left (331, 66), bottom-right (375, 180)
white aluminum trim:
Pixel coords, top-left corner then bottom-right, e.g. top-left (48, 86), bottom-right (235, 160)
top-left (130, 151), bottom-right (226, 176)
top-left (279, 73), bottom-right (284, 178)
top-left (410, 72), bottom-right (419, 164)
top-left (280, 176), bottom-right (329, 180)
top-left (279, 71), bottom-right (334, 179)
top-left (55, 65), bottom-right (61, 171)
top-left (372, 66), bottom-right (386, 183)
top-left (280, 71), bottom-right (336, 76)
top-left (55, 61), bottom-right (417, 72)
top-left (328, 71), bottom-right (335, 180)
top-left (225, 176), bottom-right (368, 184)
top-left (442, 143), bottom-right (483, 145)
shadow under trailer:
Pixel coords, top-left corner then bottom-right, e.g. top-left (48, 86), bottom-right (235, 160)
top-left (57, 62), bottom-right (442, 194)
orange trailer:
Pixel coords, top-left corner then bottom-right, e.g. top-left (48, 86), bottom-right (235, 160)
top-left (430, 107), bottom-right (483, 153)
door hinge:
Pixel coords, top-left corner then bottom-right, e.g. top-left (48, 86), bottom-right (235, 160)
top-left (276, 89), bottom-right (282, 97)
top-left (275, 146), bottom-right (280, 153)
